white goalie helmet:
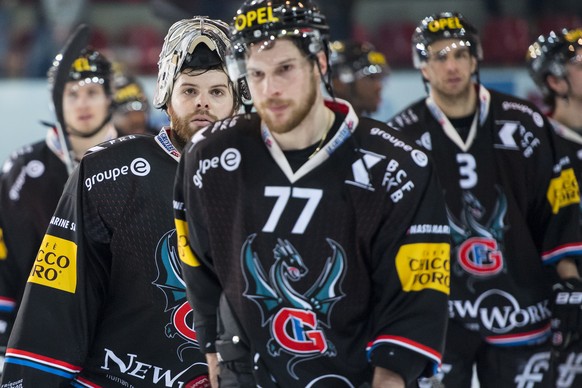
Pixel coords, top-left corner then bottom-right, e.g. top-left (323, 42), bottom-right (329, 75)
top-left (153, 16), bottom-right (232, 109)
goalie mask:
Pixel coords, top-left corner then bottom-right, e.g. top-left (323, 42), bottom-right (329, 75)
top-left (47, 48), bottom-right (113, 96)
top-left (526, 28), bottom-right (582, 99)
top-left (412, 11), bottom-right (483, 69)
top-left (153, 16), bottom-right (236, 110)
top-left (227, 0), bottom-right (331, 103)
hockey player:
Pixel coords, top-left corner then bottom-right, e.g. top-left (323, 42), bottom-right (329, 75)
top-left (112, 72), bottom-right (156, 136)
top-left (329, 39), bottom-right (389, 117)
top-left (526, 27), bottom-right (582, 387)
top-left (174, 1), bottom-right (451, 387)
top-left (0, 47), bottom-right (117, 365)
top-left (388, 11), bottom-right (582, 387)
top-left (0, 16), bottom-right (238, 387)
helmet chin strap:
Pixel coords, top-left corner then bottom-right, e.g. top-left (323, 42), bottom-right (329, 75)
top-left (313, 54), bottom-right (334, 100)
top-left (66, 113), bottom-right (112, 139)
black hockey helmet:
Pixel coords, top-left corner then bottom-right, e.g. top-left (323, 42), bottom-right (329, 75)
top-left (526, 28), bottom-right (582, 99)
top-left (329, 40), bottom-right (389, 83)
top-left (230, 0), bottom-right (329, 57)
top-left (113, 73), bottom-right (149, 113)
top-left (48, 48), bottom-right (113, 95)
top-left (227, 0), bottom-right (331, 103)
top-left (412, 11), bottom-right (483, 69)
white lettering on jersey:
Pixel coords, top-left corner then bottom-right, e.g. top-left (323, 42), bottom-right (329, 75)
top-left (381, 159), bottom-right (416, 202)
top-left (388, 108), bottom-right (419, 128)
top-left (556, 351), bottom-right (582, 387)
top-left (8, 160), bottom-right (46, 201)
top-left (190, 126), bottom-right (209, 148)
top-left (495, 121), bottom-right (541, 157)
top-left (369, 128), bottom-right (414, 151)
top-left (501, 101), bottom-right (545, 128)
top-left (456, 153), bottom-right (477, 189)
top-left (262, 187), bottom-right (322, 234)
top-left (192, 148), bottom-right (241, 189)
top-left (449, 289), bottom-right (552, 333)
top-left (84, 158), bottom-right (151, 191)
top-left (514, 351), bottom-right (549, 387)
top-left (554, 156), bottom-right (572, 174)
top-left (101, 348), bottom-right (206, 387)
top-left (408, 224), bottom-right (451, 235)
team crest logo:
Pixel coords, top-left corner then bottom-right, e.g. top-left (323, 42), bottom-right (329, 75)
top-left (345, 148), bottom-right (385, 191)
top-left (241, 234), bottom-right (347, 379)
top-left (448, 188), bottom-right (507, 277)
top-left (153, 229), bottom-right (199, 360)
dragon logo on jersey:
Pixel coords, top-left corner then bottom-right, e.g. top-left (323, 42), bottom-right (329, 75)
top-left (448, 187), bottom-right (507, 277)
top-left (241, 234), bottom-right (346, 379)
top-left (153, 229), bottom-right (199, 360)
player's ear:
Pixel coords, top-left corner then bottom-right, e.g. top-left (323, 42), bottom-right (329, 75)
top-left (546, 74), bottom-right (567, 95)
top-left (420, 64), bottom-right (430, 81)
top-left (470, 56), bottom-right (478, 74)
top-left (316, 51), bottom-right (328, 76)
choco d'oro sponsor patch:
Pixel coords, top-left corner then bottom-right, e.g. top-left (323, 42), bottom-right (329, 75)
top-left (396, 243), bottom-right (450, 294)
top-left (0, 227), bottom-right (7, 260)
top-left (547, 167), bottom-right (580, 214)
top-left (174, 218), bottom-right (200, 267)
top-left (28, 234), bottom-right (77, 293)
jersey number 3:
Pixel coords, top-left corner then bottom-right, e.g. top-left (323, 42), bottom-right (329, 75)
top-left (457, 153), bottom-right (477, 189)
top-left (262, 186), bottom-right (323, 234)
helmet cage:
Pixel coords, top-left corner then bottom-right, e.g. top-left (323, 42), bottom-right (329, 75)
top-left (229, 0), bottom-right (329, 51)
top-left (226, 27), bottom-right (325, 83)
top-left (412, 12), bottom-right (483, 69)
top-left (526, 28), bottom-right (582, 98)
top-left (48, 48), bottom-right (112, 95)
top-left (153, 17), bottom-right (233, 109)
top-left (226, 0), bottom-right (330, 104)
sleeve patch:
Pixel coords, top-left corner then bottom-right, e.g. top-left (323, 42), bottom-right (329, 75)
top-left (0, 227), bottom-right (7, 260)
top-left (395, 243), bottom-right (450, 295)
top-left (547, 168), bottom-right (580, 214)
top-left (28, 234), bottom-right (77, 293)
top-left (175, 218), bottom-right (200, 267)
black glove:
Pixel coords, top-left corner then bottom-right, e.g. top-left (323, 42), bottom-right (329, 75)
top-left (550, 277), bottom-right (582, 350)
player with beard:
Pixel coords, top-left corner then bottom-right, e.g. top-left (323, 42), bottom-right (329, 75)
top-left (0, 47), bottom-right (116, 368)
top-left (1, 16), bottom-right (238, 387)
top-left (527, 28), bottom-right (582, 388)
top-left (388, 12), bottom-right (582, 387)
top-left (174, 1), bottom-right (451, 387)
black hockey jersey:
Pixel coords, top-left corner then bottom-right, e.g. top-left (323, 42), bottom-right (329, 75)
top-left (0, 126), bottom-right (117, 351)
top-left (0, 133), bottom-right (68, 349)
top-left (544, 117), bottom-right (582, 388)
top-left (1, 129), bottom-right (209, 387)
top-left (550, 118), bottom-right (582, 273)
top-left (389, 85), bottom-right (582, 346)
top-left (174, 99), bottom-right (451, 386)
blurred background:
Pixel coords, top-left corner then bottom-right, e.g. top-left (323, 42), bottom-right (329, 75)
top-left (1, 0), bottom-right (582, 162)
